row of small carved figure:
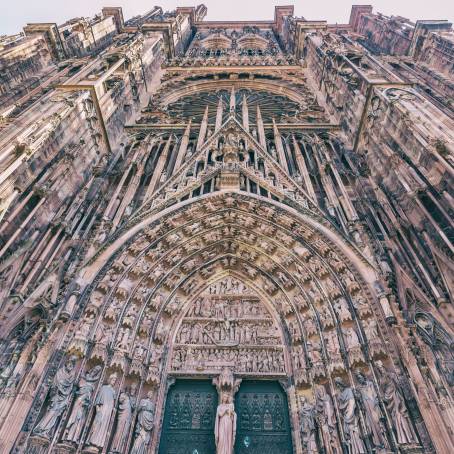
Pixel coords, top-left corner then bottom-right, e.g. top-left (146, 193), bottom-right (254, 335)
top-left (85, 286), bottom-right (367, 339)
top-left (167, 55), bottom-right (297, 67)
top-left (300, 367), bottom-right (419, 453)
top-left (172, 346), bottom-right (285, 373)
top-left (31, 357), bottom-right (154, 453)
top-left (176, 320), bottom-right (278, 345)
top-left (206, 277), bottom-right (252, 295)
top-left (186, 296), bottom-right (269, 318)
top-left (186, 47), bottom-right (280, 58)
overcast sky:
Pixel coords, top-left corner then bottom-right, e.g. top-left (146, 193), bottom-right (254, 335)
top-left (2, 0), bottom-right (453, 36)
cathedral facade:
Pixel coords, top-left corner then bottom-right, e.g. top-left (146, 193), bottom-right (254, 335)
top-left (0, 4), bottom-right (453, 454)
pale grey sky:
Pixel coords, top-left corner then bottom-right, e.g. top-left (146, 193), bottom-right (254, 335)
top-left (2, 0), bottom-right (453, 36)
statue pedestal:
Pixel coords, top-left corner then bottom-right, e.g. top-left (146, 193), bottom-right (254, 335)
top-left (27, 435), bottom-right (49, 454)
top-left (219, 168), bottom-right (240, 190)
top-left (54, 442), bottom-right (77, 454)
top-left (399, 445), bottom-right (424, 454)
top-left (82, 446), bottom-right (100, 454)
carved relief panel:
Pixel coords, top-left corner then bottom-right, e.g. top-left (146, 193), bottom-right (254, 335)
top-left (171, 277), bottom-right (286, 376)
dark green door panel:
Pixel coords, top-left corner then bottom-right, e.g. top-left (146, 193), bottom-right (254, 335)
top-left (159, 380), bottom-right (217, 454)
top-left (234, 381), bottom-right (293, 454)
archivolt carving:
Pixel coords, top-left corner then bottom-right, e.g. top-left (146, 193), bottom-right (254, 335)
top-left (22, 190), bottom-right (421, 454)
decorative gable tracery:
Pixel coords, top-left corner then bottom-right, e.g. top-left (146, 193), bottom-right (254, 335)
top-left (1, 4), bottom-right (453, 454)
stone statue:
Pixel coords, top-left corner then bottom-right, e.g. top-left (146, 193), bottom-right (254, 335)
top-left (315, 385), bottom-right (339, 454)
top-left (215, 393), bottom-right (237, 454)
top-left (363, 319), bottom-right (379, 340)
top-left (63, 365), bottom-right (102, 443)
top-left (335, 298), bottom-right (352, 322)
top-left (354, 370), bottom-right (386, 449)
top-left (33, 356), bottom-right (77, 439)
top-left (95, 323), bottom-right (112, 345)
top-left (375, 361), bottom-right (416, 445)
top-left (325, 330), bottom-right (341, 355)
top-left (0, 351), bottom-right (19, 388)
top-left (344, 327), bottom-right (361, 350)
top-left (130, 390), bottom-right (155, 454)
top-left (110, 384), bottom-right (137, 453)
top-left (300, 396), bottom-right (318, 453)
top-left (86, 373), bottom-right (117, 448)
top-left (334, 377), bottom-right (366, 454)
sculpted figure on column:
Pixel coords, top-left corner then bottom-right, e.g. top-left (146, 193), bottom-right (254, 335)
top-left (315, 385), bottom-right (340, 454)
top-left (130, 390), bottom-right (155, 454)
top-left (110, 384), bottom-right (137, 453)
top-left (354, 370), bottom-right (386, 449)
top-left (334, 377), bottom-right (366, 454)
top-left (300, 396), bottom-right (318, 453)
top-left (33, 356), bottom-right (77, 439)
top-left (86, 373), bottom-right (117, 449)
top-left (215, 393), bottom-right (237, 454)
top-left (63, 365), bottom-right (102, 443)
top-left (375, 361), bottom-right (416, 445)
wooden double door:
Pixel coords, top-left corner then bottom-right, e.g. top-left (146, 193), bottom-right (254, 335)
top-left (159, 379), bottom-right (292, 454)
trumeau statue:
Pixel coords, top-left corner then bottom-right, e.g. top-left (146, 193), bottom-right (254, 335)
top-left (2, 4), bottom-right (454, 454)
top-left (63, 365), bottom-right (102, 443)
top-left (33, 356), bottom-right (77, 439)
top-left (86, 373), bottom-right (117, 449)
top-left (215, 393), bottom-right (237, 454)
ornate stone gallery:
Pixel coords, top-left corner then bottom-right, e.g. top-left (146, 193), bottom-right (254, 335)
top-left (0, 3), bottom-right (453, 454)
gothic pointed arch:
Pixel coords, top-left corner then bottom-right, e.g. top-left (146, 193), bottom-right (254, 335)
top-left (2, 5), bottom-right (452, 454)
top-left (31, 189), bottom-right (398, 452)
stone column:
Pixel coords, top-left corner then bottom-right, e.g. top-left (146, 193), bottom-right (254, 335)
top-left (174, 120), bottom-right (191, 171)
top-left (256, 106), bottom-right (266, 149)
top-left (196, 106), bottom-right (209, 151)
top-left (242, 94), bottom-right (249, 132)
top-left (216, 97), bottom-right (224, 131)
top-left (272, 119), bottom-right (289, 172)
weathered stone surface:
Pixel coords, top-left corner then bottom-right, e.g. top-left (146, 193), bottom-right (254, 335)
top-left (0, 4), bottom-right (453, 453)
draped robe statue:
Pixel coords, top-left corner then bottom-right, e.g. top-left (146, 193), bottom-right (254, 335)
top-left (110, 388), bottom-right (135, 453)
top-left (63, 365), bottom-right (102, 443)
top-left (33, 356), bottom-right (77, 438)
top-left (335, 378), bottom-right (366, 454)
top-left (315, 385), bottom-right (340, 454)
top-left (87, 374), bottom-right (117, 448)
top-left (376, 361), bottom-right (416, 445)
top-left (355, 370), bottom-right (386, 449)
top-left (130, 391), bottom-right (155, 454)
top-left (300, 397), bottom-right (318, 453)
top-left (215, 394), bottom-right (237, 454)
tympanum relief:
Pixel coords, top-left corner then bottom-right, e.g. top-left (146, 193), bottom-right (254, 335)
top-left (171, 277), bottom-right (285, 375)
top-left (1, 4), bottom-right (453, 454)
